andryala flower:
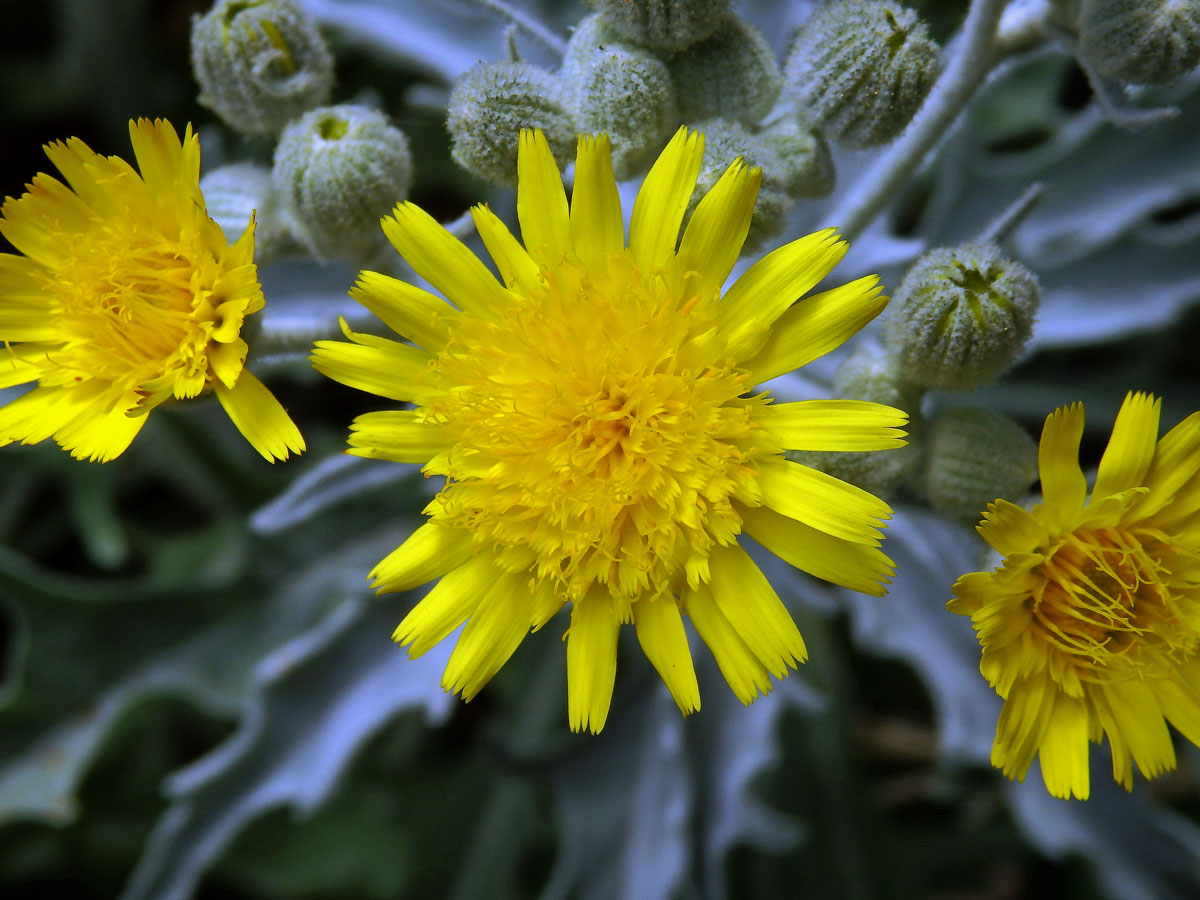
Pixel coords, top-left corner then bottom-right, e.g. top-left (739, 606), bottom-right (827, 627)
top-left (0, 119), bottom-right (304, 462)
top-left (313, 128), bottom-right (905, 731)
top-left (950, 393), bottom-right (1200, 799)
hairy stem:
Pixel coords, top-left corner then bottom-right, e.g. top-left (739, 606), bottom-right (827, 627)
top-left (830, 0), bottom-right (1012, 242)
top-left (468, 0), bottom-right (568, 57)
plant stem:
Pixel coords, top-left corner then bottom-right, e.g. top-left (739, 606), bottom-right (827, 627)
top-left (468, 0), bottom-right (568, 57)
top-left (830, 0), bottom-right (1012, 242)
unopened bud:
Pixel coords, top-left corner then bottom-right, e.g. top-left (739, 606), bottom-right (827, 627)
top-left (924, 406), bottom-right (1037, 524)
top-left (273, 105), bottom-right (414, 262)
top-left (1078, 0), bottom-right (1200, 85)
top-left (668, 13), bottom-right (782, 126)
top-left (587, 0), bottom-right (731, 52)
top-left (783, 0), bottom-right (940, 148)
top-left (447, 61), bottom-right (575, 186)
top-left (191, 0), bottom-right (334, 137)
top-left (563, 16), bottom-right (676, 179)
top-left (884, 242), bottom-right (1039, 392)
top-left (758, 117), bottom-right (835, 199)
top-left (200, 162), bottom-right (288, 264)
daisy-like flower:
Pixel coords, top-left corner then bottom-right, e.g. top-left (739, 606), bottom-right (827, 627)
top-left (0, 119), bottom-right (304, 462)
top-left (951, 393), bottom-right (1200, 799)
top-left (313, 128), bottom-right (905, 731)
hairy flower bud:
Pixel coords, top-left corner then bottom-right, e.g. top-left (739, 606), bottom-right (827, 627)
top-left (586, 0), bottom-right (731, 52)
top-left (783, 0), bottom-right (940, 148)
top-left (200, 162), bottom-right (288, 264)
top-left (790, 342), bottom-right (922, 498)
top-left (758, 117), bottom-right (835, 199)
top-left (1078, 0), bottom-right (1200, 85)
top-left (191, 0), bottom-right (334, 137)
top-left (924, 406), bottom-right (1037, 524)
top-left (562, 16), bottom-right (677, 179)
top-left (668, 13), bottom-right (782, 126)
top-left (447, 61), bottom-right (575, 186)
top-left (273, 105), bottom-right (414, 262)
top-left (885, 242), bottom-right (1040, 392)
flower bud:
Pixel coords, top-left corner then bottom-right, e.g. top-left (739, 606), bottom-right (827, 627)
top-left (200, 162), bottom-right (288, 264)
top-left (758, 117), bottom-right (835, 199)
top-left (190, 0), bottom-right (334, 137)
top-left (884, 242), bottom-right (1040, 392)
top-left (668, 13), bottom-right (782, 126)
top-left (783, 0), bottom-right (940, 148)
top-left (789, 342), bottom-right (922, 498)
top-left (586, 0), bottom-right (731, 52)
top-left (447, 61), bottom-right (575, 186)
top-left (1078, 0), bottom-right (1200, 85)
top-left (923, 406), bottom-right (1037, 524)
top-left (689, 119), bottom-right (791, 251)
top-left (562, 16), bottom-right (677, 179)
top-left (273, 105), bottom-right (414, 262)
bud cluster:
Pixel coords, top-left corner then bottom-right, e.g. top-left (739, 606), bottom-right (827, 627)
top-left (1075, 0), bottom-right (1200, 86)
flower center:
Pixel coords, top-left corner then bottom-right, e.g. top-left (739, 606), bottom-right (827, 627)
top-left (423, 252), bottom-right (781, 604)
top-left (46, 220), bottom-right (218, 394)
top-left (1031, 527), bottom-right (1196, 680)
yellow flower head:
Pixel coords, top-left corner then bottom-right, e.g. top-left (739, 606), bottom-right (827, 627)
top-left (0, 119), bottom-right (304, 462)
top-left (951, 393), bottom-right (1200, 799)
top-left (313, 128), bottom-right (905, 731)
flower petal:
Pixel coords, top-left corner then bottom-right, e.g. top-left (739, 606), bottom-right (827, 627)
top-left (1036, 403), bottom-right (1088, 528)
top-left (758, 399), bottom-right (907, 451)
top-left (742, 275), bottom-right (886, 381)
top-left (372, 521), bottom-right (476, 595)
top-left (213, 370), bottom-right (305, 462)
top-left (443, 570), bottom-right (537, 701)
top-left (517, 128), bottom-right (571, 265)
top-left (393, 553), bottom-right (494, 655)
top-left (310, 324), bottom-right (433, 403)
top-left (350, 270), bottom-right (456, 351)
top-left (566, 592), bottom-right (621, 733)
top-left (629, 126), bottom-right (704, 271)
top-left (676, 158), bottom-right (760, 297)
top-left (756, 456), bottom-right (892, 544)
top-left (976, 498), bottom-right (1052, 555)
top-left (381, 202), bottom-right (510, 312)
top-left (472, 203), bottom-right (542, 292)
top-left (569, 134), bottom-right (624, 266)
top-left (740, 503), bottom-right (895, 595)
top-left (348, 409), bottom-right (450, 463)
top-left (633, 596), bottom-right (700, 715)
top-left (707, 543), bottom-right (807, 678)
top-left (1092, 391), bottom-right (1160, 500)
top-left (684, 582), bottom-right (772, 704)
top-left (1036, 695), bottom-right (1092, 800)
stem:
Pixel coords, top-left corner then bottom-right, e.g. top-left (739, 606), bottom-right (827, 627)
top-left (830, 0), bottom-right (1011, 242)
top-left (978, 181), bottom-right (1043, 244)
top-left (467, 0), bottom-right (568, 57)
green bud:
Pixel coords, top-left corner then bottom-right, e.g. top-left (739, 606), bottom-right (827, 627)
top-left (789, 342), bottom-right (922, 499)
top-left (884, 242), bottom-right (1040, 392)
top-left (200, 162), bottom-right (288, 264)
top-left (668, 13), bottom-right (782, 126)
top-left (586, 0), bottom-right (731, 52)
top-left (924, 406), bottom-right (1037, 524)
top-left (191, 0), bottom-right (334, 137)
top-left (758, 117), bottom-right (835, 199)
top-left (447, 61), bottom-right (575, 186)
top-left (1078, 0), bottom-right (1200, 85)
top-left (689, 119), bottom-right (792, 251)
top-left (273, 105), bottom-right (414, 262)
top-left (783, 0), bottom-right (940, 148)
top-left (562, 16), bottom-right (677, 179)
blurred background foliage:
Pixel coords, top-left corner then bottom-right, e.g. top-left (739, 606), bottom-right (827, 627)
top-left (2, 1), bottom-right (1200, 898)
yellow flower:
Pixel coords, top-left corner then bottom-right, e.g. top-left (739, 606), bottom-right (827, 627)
top-left (313, 128), bottom-right (904, 731)
top-left (0, 119), bottom-right (304, 462)
top-left (950, 393), bottom-right (1200, 799)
